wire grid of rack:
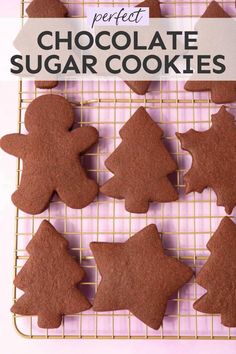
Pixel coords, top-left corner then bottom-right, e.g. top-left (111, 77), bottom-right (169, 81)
top-left (13, 0), bottom-right (236, 340)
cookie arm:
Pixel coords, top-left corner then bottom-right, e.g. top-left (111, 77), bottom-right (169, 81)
top-left (0, 134), bottom-right (27, 158)
top-left (71, 126), bottom-right (99, 153)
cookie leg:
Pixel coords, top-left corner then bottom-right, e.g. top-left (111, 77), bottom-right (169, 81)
top-left (12, 175), bottom-right (52, 214)
top-left (57, 177), bottom-right (98, 209)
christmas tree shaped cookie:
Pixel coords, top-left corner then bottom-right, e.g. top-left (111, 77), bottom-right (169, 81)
top-left (91, 224), bottom-right (193, 330)
top-left (184, 1), bottom-right (236, 104)
top-left (11, 220), bottom-right (91, 329)
top-left (124, 0), bottom-right (162, 95)
top-left (100, 107), bottom-right (178, 213)
top-left (176, 106), bottom-right (236, 214)
top-left (0, 94), bottom-right (98, 215)
top-left (26, 0), bottom-right (68, 89)
top-left (194, 217), bottom-right (236, 327)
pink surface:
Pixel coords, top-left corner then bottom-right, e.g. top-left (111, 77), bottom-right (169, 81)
top-left (1, 0), bottom-right (236, 353)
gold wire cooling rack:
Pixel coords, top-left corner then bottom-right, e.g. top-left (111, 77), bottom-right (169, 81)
top-left (12, 0), bottom-right (236, 340)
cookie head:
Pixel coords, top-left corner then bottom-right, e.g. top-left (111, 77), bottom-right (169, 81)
top-left (25, 94), bottom-right (74, 132)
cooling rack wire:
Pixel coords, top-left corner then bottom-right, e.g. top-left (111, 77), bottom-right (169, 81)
top-left (13, 0), bottom-right (236, 339)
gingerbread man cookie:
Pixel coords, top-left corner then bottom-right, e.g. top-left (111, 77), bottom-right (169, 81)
top-left (1, 94), bottom-right (98, 214)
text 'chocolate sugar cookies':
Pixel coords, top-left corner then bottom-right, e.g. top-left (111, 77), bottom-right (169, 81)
top-left (184, 1), bottom-right (236, 104)
top-left (90, 224), bottom-right (193, 330)
top-left (11, 220), bottom-right (91, 329)
top-left (194, 217), bottom-right (236, 328)
top-left (124, 0), bottom-right (162, 95)
top-left (26, 0), bottom-right (68, 89)
top-left (176, 106), bottom-right (236, 214)
top-left (100, 106), bottom-right (178, 213)
top-left (0, 94), bottom-right (99, 215)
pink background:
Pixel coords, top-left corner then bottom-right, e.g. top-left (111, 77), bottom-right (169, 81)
top-left (1, 0), bottom-right (236, 353)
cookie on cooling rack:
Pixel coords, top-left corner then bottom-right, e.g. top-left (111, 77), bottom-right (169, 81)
top-left (100, 106), bottom-right (178, 213)
top-left (90, 224), bottom-right (193, 330)
top-left (176, 106), bottom-right (236, 214)
top-left (11, 220), bottom-right (91, 329)
top-left (194, 216), bottom-right (236, 328)
top-left (0, 94), bottom-right (99, 215)
top-left (184, 1), bottom-right (236, 104)
top-left (124, 0), bottom-right (162, 95)
top-left (26, 0), bottom-right (68, 89)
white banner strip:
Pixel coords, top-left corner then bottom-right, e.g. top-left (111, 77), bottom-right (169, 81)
top-left (0, 18), bottom-right (235, 81)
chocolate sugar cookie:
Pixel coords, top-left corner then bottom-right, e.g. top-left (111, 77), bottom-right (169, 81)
top-left (26, 0), bottom-right (68, 18)
top-left (194, 217), bottom-right (236, 327)
top-left (26, 0), bottom-right (68, 89)
top-left (176, 106), bottom-right (236, 214)
top-left (100, 107), bottom-right (178, 213)
top-left (91, 224), bottom-right (193, 330)
top-left (1, 94), bottom-right (98, 214)
top-left (184, 1), bottom-right (236, 104)
top-left (124, 0), bottom-right (162, 95)
top-left (11, 220), bottom-right (91, 329)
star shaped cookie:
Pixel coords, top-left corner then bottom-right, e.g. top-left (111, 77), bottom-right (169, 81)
top-left (90, 224), bottom-right (193, 329)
